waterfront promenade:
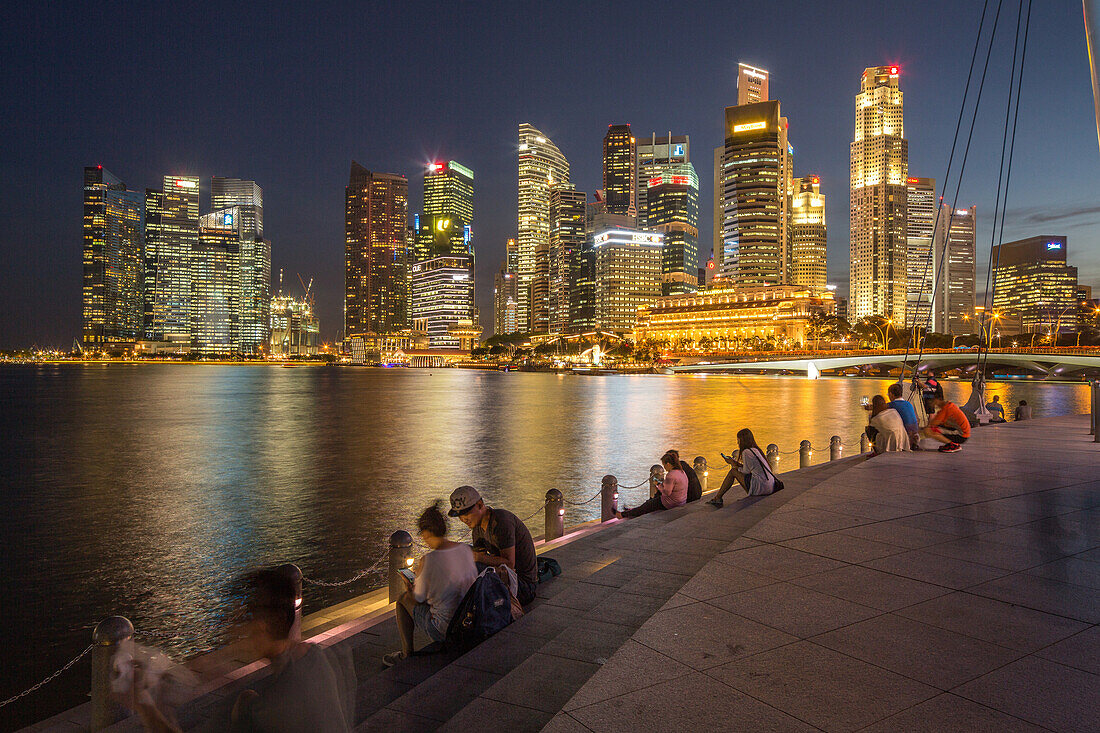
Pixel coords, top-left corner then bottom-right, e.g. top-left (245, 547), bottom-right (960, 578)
top-left (26, 415), bottom-right (1099, 732)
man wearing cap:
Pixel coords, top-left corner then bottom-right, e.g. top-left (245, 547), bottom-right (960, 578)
top-left (449, 486), bottom-right (538, 605)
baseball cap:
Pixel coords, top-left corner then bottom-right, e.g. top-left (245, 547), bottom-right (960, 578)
top-left (448, 485), bottom-right (482, 517)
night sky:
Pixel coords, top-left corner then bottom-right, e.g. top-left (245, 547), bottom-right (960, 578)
top-left (1, 1), bottom-right (1096, 349)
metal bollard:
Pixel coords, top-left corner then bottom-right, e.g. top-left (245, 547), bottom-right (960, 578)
top-left (388, 530), bottom-right (414, 603)
top-left (799, 440), bottom-right (812, 468)
top-left (860, 433), bottom-right (871, 453)
top-left (276, 563), bottom-right (303, 640)
top-left (766, 444), bottom-right (779, 471)
top-left (693, 456), bottom-right (708, 494)
top-left (649, 464), bottom-right (665, 498)
top-left (544, 489), bottom-right (564, 541)
top-left (601, 475), bottom-right (618, 522)
top-left (1090, 381), bottom-right (1096, 435)
top-left (830, 435), bottom-right (842, 462)
top-left (1094, 381), bottom-right (1100, 444)
top-left (92, 615), bottom-right (134, 730)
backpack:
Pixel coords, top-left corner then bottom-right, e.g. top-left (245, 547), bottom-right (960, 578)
top-left (537, 557), bottom-right (562, 584)
top-left (445, 568), bottom-right (513, 650)
top-left (681, 461), bottom-right (703, 502)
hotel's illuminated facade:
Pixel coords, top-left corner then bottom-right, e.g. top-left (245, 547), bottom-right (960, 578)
top-left (82, 166), bottom-right (144, 347)
top-left (850, 66), bottom-right (909, 321)
top-left (518, 123), bottom-right (571, 333)
top-left (789, 175), bottom-right (827, 291)
top-left (992, 236), bottom-right (1079, 334)
top-left (905, 176), bottom-right (936, 329)
top-left (645, 166), bottom-right (699, 295)
top-left (602, 124), bottom-right (637, 217)
top-left (634, 285), bottom-right (836, 347)
top-left (592, 228), bottom-right (663, 333)
top-left (345, 163), bottom-right (409, 337)
top-left (549, 186), bottom-right (587, 333)
top-left (144, 175), bottom-right (200, 346)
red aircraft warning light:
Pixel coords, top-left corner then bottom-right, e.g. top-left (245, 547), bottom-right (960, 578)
top-left (889, 66), bottom-right (899, 75)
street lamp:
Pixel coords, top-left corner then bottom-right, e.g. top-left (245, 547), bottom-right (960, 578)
top-left (873, 319), bottom-right (894, 350)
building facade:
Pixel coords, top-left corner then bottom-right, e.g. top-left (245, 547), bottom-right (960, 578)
top-left (644, 166), bottom-right (699, 295)
top-left (602, 124), bottom-right (637, 217)
top-left (518, 123), bottom-right (571, 333)
top-left (932, 205), bottom-right (976, 334)
top-left (549, 186), bottom-right (587, 334)
top-left (144, 175), bottom-right (200, 346)
top-left (592, 228), bottom-right (663, 333)
top-left (493, 261), bottom-right (518, 336)
top-left (992, 236), bottom-right (1079, 334)
top-left (211, 177), bottom-right (269, 354)
top-left (191, 215), bottom-right (241, 355)
top-left (270, 292), bottom-right (319, 356)
top-left (410, 256), bottom-right (475, 347)
top-left (789, 175), bottom-right (827, 291)
top-left (737, 63), bottom-right (769, 105)
top-left (850, 66), bottom-right (909, 321)
top-left (636, 133), bottom-right (689, 223)
top-left (905, 176), bottom-right (936, 329)
top-left (345, 163), bottom-right (409, 337)
top-left (82, 166), bottom-right (144, 347)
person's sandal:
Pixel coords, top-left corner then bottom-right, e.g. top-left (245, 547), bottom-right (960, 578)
top-left (382, 651), bottom-right (406, 667)
top-left (707, 497), bottom-right (723, 507)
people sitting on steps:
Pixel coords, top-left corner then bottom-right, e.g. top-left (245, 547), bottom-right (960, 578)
top-left (449, 485), bottom-right (539, 606)
top-left (614, 449), bottom-right (688, 519)
top-left (1015, 399), bottom-right (1032, 420)
top-left (707, 428), bottom-right (776, 507)
top-left (865, 394), bottom-right (910, 454)
top-left (887, 383), bottom-right (922, 449)
top-left (383, 502), bottom-right (477, 667)
top-left (922, 393), bottom-right (972, 453)
top-left (986, 394), bottom-right (1007, 423)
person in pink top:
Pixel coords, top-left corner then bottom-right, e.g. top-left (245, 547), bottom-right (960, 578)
top-left (615, 450), bottom-right (688, 519)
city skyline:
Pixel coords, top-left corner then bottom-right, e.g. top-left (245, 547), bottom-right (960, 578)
top-left (2, 1), bottom-right (1097, 348)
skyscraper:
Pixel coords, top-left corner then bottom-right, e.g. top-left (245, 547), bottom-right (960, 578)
top-left (602, 124), bottom-right (637, 217)
top-left (211, 177), bottom-right (269, 354)
top-left (518, 123), bottom-right (571, 333)
top-left (144, 175), bottom-right (200, 345)
top-left (850, 66), bottom-right (909, 321)
top-left (82, 166), bottom-right (144, 347)
top-left (345, 163), bottom-right (409, 338)
top-left (494, 261), bottom-right (518, 336)
top-left (192, 211), bottom-right (241, 355)
top-left (636, 133), bottom-right (689, 223)
top-left (737, 63), bottom-right (769, 105)
top-left (549, 186), bottom-right (587, 333)
top-left (905, 176), bottom-right (937, 329)
top-left (592, 227), bottom-right (663, 333)
top-left (932, 205), bottom-right (976, 334)
top-left (789, 175), bottom-right (827, 291)
top-left (645, 165), bottom-right (700, 295)
top-left (424, 160), bottom-right (474, 224)
top-left (718, 100), bottom-right (792, 285)
top-left (992, 236), bottom-right (1077, 334)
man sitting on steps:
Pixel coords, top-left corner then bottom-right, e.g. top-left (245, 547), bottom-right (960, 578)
top-left (449, 485), bottom-right (539, 605)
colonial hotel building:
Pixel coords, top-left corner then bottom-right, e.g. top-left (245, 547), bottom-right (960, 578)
top-left (634, 284), bottom-right (836, 348)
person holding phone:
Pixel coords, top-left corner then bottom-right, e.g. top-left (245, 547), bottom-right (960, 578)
top-left (707, 428), bottom-right (775, 507)
top-left (384, 502), bottom-right (477, 667)
top-left (614, 450), bottom-right (688, 519)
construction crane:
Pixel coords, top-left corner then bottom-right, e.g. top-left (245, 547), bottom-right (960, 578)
top-left (297, 274), bottom-right (315, 311)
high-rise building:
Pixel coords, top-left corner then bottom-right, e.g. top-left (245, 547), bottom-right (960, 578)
top-left (592, 227), bottom-right (663, 333)
top-left (345, 163), bottom-right (409, 337)
top-left (211, 177), bottom-right (269, 354)
top-left (549, 186), bottom-right (587, 333)
top-left (905, 176), bottom-right (936, 329)
top-left (569, 244), bottom-right (596, 334)
top-left (410, 256), bottom-right (474, 347)
top-left (992, 236), bottom-right (1078, 334)
top-left (850, 66), bottom-right (909, 321)
top-left (493, 259), bottom-right (519, 336)
top-left (737, 63), bottom-right (769, 105)
top-left (717, 100), bottom-right (792, 285)
top-left (644, 166), bottom-right (699, 295)
top-left (191, 212), bottom-right (241, 354)
top-left (932, 205), bottom-right (976, 334)
top-left (82, 166), bottom-right (144, 347)
top-left (603, 124), bottom-right (637, 217)
top-left (270, 291), bottom-right (319, 356)
top-left (518, 124), bottom-right (571, 333)
top-left (789, 175), bottom-right (827, 291)
top-left (144, 175), bottom-right (200, 346)
top-left (423, 160), bottom-right (474, 225)
top-left (636, 133), bottom-right (689, 223)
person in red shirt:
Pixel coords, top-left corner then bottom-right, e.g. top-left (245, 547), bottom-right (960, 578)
top-left (921, 395), bottom-right (972, 453)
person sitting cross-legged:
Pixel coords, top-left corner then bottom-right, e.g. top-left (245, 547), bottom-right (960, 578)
top-left (449, 485), bottom-right (539, 606)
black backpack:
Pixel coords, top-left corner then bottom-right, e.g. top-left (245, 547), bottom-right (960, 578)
top-left (445, 569), bottom-right (513, 649)
top-left (681, 461), bottom-right (703, 502)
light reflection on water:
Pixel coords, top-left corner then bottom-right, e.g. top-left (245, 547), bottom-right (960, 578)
top-left (0, 364), bottom-right (1089, 726)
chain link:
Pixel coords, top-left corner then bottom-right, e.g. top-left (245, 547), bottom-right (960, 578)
top-left (0, 644), bottom-right (94, 708)
top-left (302, 550), bottom-right (388, 587)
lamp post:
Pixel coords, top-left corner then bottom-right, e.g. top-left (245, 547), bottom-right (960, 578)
top-left (873, 319), bottom-right (893, 351)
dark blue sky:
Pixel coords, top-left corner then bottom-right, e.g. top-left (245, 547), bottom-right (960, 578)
top-left (1, 1), bottom-right (1096, 348)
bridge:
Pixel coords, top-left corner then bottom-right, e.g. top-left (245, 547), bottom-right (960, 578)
top-left (669, 347), bottom-right (1100, 378)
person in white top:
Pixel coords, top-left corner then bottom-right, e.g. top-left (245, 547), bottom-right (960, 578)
top-left (707, 428), bottom-right (776, 507)
top-left (384, 502), bottom-right (477, 666)
top-left (867, 395), bottom-right (910, 454)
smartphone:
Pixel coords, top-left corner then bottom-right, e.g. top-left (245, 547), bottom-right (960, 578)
top-left (860, 396), bottom-right (870, 408)
top-left (399, 568), bottom-right (415, 584)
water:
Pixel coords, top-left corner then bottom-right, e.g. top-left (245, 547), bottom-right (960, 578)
top-left (0, 364), bottom-right (1090, 728)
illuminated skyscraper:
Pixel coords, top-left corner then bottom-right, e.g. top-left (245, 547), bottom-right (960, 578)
top-left (644, 165), bottom-right (699, 295)
top-left (992, 236), bottom-right (1078, 335)
top-left (636, 133), bottom-right (689, 223)
top-left (518, 123), bottom-right (571, 333)
top-left (82, 166), bottom-right (144, 347)
top-left (717, 100), bottom-right (792, 285)
top-left (192, 212), bottom-right (241, 355)
top-left (549, 186), bottom-right (587, 333)
top-left (932, 205), bottom-right (976, 334)
top-left (737, 63), bottom-right (769, 105)
top-left (789, 175), bottom-right (827, 291)
top-left (211, 177), bottom-right (269, 354)
top-left (905, 176), bottom-right (936, 329)
top-left (410, 256), bottom-right (474, 347)
top-left (850, 66), bottom-right (909, 321)
top-left (603, 124), bottom-right (637, 217)
top-left (344, 163), bottom-right (409, 337)
top-left (592, 227), bottom-right (663, 333)
top-left (494, 260), bottom-right (518, 336)
top-left (144, 175), bottom-right (199, 345)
